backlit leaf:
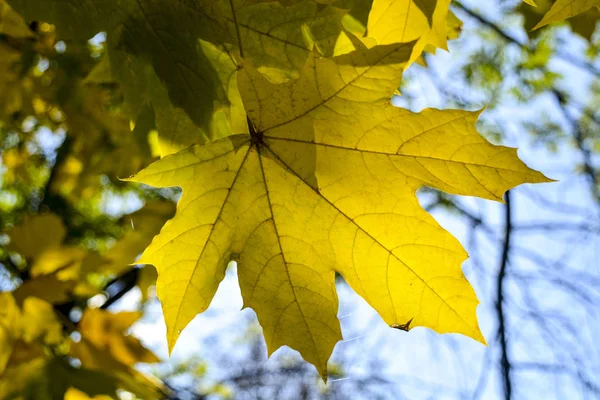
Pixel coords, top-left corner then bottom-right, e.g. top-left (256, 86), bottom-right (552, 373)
top-left (225, 1), bottom-right (347, 83)
top-left (520, 0), bottom-right (599, 40)
top-left (532, 0), bottom-right (600, 29)
top-left (367, 0), bottom-right (452, 60)
top-left (127, 43), bottom-right (551, 378)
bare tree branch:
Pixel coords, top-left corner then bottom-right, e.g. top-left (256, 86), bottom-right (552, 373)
top-left (497, 191), bottom-right (513, 400)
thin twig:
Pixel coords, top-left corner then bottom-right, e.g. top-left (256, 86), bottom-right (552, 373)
top-left (454, 2), bottom-right (600, 77)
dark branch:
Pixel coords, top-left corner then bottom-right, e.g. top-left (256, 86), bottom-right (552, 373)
top-left (497, 191), bottom-right (513, 400)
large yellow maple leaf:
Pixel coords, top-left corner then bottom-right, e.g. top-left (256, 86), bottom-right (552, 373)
top-left (127, 43), bottom-right (550, 378)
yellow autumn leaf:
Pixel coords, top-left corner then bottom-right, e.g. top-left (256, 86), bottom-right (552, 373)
top-left (103, 200), bottom-right (175, 276)
top-left (66, 388), bottom-right (115, 400)
top-left (0, 356), bottom-right (46, 398)
top-left (20, 297), bottom-right (62, 346)
top-left (64, 387), bottom-right (113, 400)
top-left (524, 0), bottom-right (538, 6)
top-left (5, 213), bottom-right (109, 295)
top-left (447, 10), bottom-right (463, 41)
top-left (77, 309), bottom-right (159, 366)
top-left (520, 0), bottom-right (599, 42)
top-left (533, 0), bottom-right (600, 29)
top-left (367, 0), bottom-right (451, 61)
top-left (127, 42), bottom-right (551, 378)
top-left (5, 213), bottom-right (89, 280)
top-left (6, 214), bottom-right (66, 259)
top-left (0, 293), bottom-right (63, 376)
top-left (12, 274), bottom-right (75, 306)
top-left (225, 0), bottom-right (348, 83)
top-left (0, 0), bottom-right (33, 38)
top-left (28, 247), bottom-right (89, 279)
top-left (0, 292), bottom-right (20, 374)
top-left (0, 355), bottom-right (130, 400)
top-left (70, 338), bottom-right (165, 399)
top-left (137, 265), bottom-right (158, 303)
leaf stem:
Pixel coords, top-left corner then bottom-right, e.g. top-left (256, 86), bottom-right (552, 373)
top-left (229, 0), bottom-right (244, 58)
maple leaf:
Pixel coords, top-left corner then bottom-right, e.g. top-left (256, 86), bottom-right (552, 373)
top-left (126, 43), bottom-right (551, 378)
top-left (521, 0), bottom-right (600, 41)
top-left (532, 0), bottom-right (600, 29)
top-left (367, 0), bottom-right (451, 60)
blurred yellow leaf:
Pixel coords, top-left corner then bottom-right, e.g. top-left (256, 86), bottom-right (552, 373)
top-left (137, 265), bottom-right (158, 303)
top-left (77, 309), bottom-right (159, 366)
top-left (0, 292), bottom-right (20, 374)
top-left (20, 297), bottom-right (62, 345)
top-left (29, 247), bottom-right (88, 278)
top-left (446, 10), bottom-right (463, 40)
top-left (0, 356), bottom-right (123, 400)
top-left (104, 201), bottom-right (175, 276)
top-left (0, 0), bottom-right (33, 38)
top-left (64, 388), bottom-right (113, 400)
top-left (6, 214), bottom-right (108, 295)
top-left (6, 214), bottom-right (66, 259)
top-left (0, 355), bottom-right (46, 399)
top-left (70, 339), bottom-right (165, 399)
top-left (13, 274), bottom-right (75, 306)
